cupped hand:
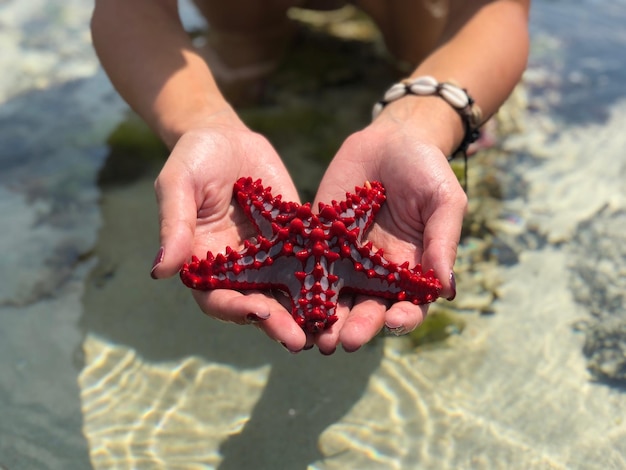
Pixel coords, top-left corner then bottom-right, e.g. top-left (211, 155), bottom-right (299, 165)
top-left (313, 119), bottom-right (467, 353)
top-left (150, 116), bottom-right (308, 351)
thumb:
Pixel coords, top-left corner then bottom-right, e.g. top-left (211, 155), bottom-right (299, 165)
top-left (421, 198), bottom-right (466, 301)
top-left (150, 168), bottom-right (197, 279)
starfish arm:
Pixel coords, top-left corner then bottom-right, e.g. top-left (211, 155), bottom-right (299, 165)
top-left (291, 255), bottom-right (343, 333)
top-left (320, 181), bottom-right (386, 239)
top-left (181, 246), bottom-right (302, 299)
top-left (234, 177), bottom-right (300, 238)
top-left (334, 251), bottom-right (442, 305)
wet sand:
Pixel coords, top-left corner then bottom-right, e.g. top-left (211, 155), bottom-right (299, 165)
top-left (2, 0), bottom-right (626, 469)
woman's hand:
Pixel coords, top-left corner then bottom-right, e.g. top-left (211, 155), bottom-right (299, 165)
top-left (150, 116), bottom-right (309, 352)
top-left (313, 116), bottom-right (467, 354)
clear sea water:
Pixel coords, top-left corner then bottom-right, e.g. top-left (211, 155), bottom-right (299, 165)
top-left (1, 1), bottom-right (625, 469)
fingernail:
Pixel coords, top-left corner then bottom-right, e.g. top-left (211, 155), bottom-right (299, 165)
top-left (246, 312), bottom-right (271, 323)
top-left (320, 347), bottom-right (336, 356)
top-left (342, 344), bottom-right (361, 353)
top-left (385, 324), bottom-right (408, 336)
top-left (447, 271), bottom-right (457, 301)
top-left (150, 246), bottom-right (165, 279)
top-left (303, 344), bottom-right (314, 351)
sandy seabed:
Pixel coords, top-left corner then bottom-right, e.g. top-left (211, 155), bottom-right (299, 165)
top-left (1, 0), bottom-right (626, 469)
top-left (76, 102), bottom-right (626, 469)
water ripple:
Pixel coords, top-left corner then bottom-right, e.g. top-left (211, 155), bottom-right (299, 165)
top-left (79, 334), bottom-right (270, 469)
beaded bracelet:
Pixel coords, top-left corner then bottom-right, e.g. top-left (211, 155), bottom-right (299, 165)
top-left (372, 75), bottom-right (483, 166)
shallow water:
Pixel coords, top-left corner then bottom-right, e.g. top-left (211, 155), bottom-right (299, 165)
top-left (1, 0), bottom-right (626, 469)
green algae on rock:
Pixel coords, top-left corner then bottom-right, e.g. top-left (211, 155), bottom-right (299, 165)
top-left (408, 309), bottom-right (466, 349)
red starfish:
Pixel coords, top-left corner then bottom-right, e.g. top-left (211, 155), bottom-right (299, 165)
top-left (180, 177), bottom-right (442, 333)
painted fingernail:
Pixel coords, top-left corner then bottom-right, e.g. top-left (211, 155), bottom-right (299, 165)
top-left (150, 246), bottom-right (165, 279)
top-left (447, 271), bottom-right (457, 301)
top-left (246, 312), bottom-right (271, 323)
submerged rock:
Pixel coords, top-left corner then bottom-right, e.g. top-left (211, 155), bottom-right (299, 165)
top-left (570, 209), bottom-right (626, 383)
top-left (582, 318), bottom-right (626, 383)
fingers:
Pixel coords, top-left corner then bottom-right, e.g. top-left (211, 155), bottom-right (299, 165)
top-left (186, 290), bottom-right (425, 355)
top-left (421, 181), bottom-right (467, 301)
top-left (317, 297), bottom-right (427, 353)
top-left (383, 302), bottom-right (428, 336)
top-left (314, 296), bottom-right (354, 355)
top-left (150, 160), bottom-right (198, 278)
top-left (337, 297), bottom-right (388, 353)
top-left (193, 289), bottom-right (307, 351)
top-left (315, 295), bottom-right (387, 354)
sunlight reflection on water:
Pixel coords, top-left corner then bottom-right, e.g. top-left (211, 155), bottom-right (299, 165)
top-left (2, 0), bottom-right (626, 469)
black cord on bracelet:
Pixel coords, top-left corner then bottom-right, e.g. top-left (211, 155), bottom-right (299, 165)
top-left (447, 92), bottom-right (481, 192)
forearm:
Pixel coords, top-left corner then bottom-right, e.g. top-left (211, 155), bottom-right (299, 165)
top-left (419, 0), bottom-right (529, 119)
top-left (378, 0), bottom-right (530, 154)
top-left (91, 0), bottom-right (235, 148)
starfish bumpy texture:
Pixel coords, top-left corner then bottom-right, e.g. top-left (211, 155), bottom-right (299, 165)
top-left (180, 177), bottom-right (442, 333)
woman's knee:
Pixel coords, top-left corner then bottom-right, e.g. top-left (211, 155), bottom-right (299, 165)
top-left (193, 0), bottom-right (296, 31)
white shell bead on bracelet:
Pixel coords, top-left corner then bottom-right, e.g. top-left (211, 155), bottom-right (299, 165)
top-left (371, 102), bottom-right (384, 120)
top-left (407, 75), bottom-right (438, 95)
top-left (439, 83), bottom-right (470, 109)
top-left (383, 83), bottom-right (408, 102)
top-left (372, 75), bottom-right (479, 129)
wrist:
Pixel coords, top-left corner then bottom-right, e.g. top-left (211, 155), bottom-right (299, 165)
top-left (156, 101), bottom-right (246, 150)
top-left (149, 48), bottom-right (249, 149)
top-left (371, 76), bottom-right (482, 158)
top-left (370, 94), bottom-right (463, 156)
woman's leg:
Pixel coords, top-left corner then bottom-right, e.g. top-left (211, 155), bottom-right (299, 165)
top-left (192, 0), bottom-right (448, 103)
top-left (354, 0), bottom-right (449, 68)
top-left (192, 0), bottom-right (299, 104)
